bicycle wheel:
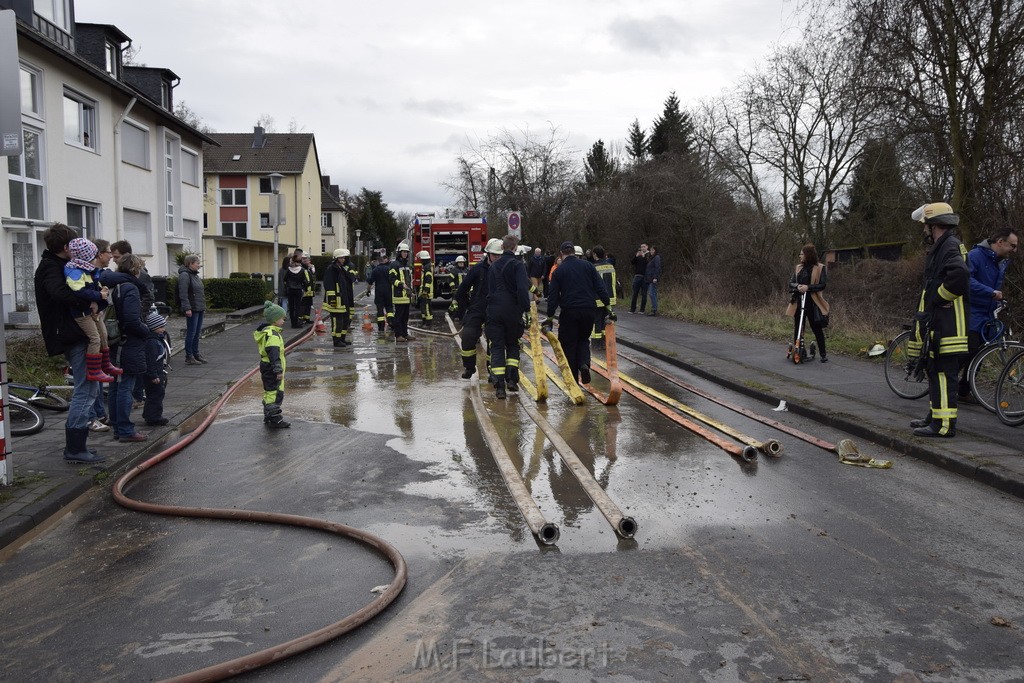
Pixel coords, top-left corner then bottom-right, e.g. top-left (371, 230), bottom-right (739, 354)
top-left (995, 352), bottom-right (1024, 426)
top-left (884, 330), bottom-right (929, 399)
top-left (969, 341), bottom-right (1024, 413)
top-left (8, 384), bottom-right (70, 411)
top-left (7, 399), bottom-right (45, 436)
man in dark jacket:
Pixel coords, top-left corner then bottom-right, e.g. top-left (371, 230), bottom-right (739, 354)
top-left (629, 244), bottom-right (649, 313)
top-left (486, 235), bottom-right (532, 399)
top-left (453, 239), bottom-right (500, 379)
top-left (644, 246), bottom-right (662, 316)
top-left (34, 224), bottom-right (104, 464)
top-left (367, 251), bottom-right (394, 333)
top-left (908, 203), bottom-right (970, 438)
top-left (177, 255), bottom-right (207, 363)
top-left (544, 240), bottom-right (611, 384)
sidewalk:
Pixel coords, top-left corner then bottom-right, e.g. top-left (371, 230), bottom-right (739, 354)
top-left (0, 311), bottom-right (308, 549)
top-left (612, 312), bottom-right (1024, 498)
top-left (3, 308), bottom-right (1022, 550)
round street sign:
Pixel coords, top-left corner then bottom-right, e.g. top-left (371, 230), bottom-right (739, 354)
top-left (507, 211), bottom-right (522, 237)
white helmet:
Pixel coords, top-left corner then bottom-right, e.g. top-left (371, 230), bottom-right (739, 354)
top-left (484, 238), bottom-right (503, 255)
top-left (397, 242), bottom-right (410, 252)
top-left (333, 248), bottom-right (350, 259)
top-left (574, 245), bottom-right (584, 257)
top-left (515, 245), bottom-right (530, 256)
top-left (416, 250), bottom-right (430, 260)
top-left (455, 255), bottom-right (467, 264)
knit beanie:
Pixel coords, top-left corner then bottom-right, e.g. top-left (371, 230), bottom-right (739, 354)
top-left (67, 237), bottom-right (98, 271)
top-left (263, 300), bottom-right (286, 324)
top-left (145, 311), bottom-right (167, 331)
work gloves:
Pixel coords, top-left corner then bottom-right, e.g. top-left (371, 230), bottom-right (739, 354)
top-left (522, 312), bottom-right (532, 327)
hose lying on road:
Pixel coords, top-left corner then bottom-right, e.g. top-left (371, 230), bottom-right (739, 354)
top-left (112, 320), bottom-right (408, 683)
top-left (593, 357), bottom-right (783, 457)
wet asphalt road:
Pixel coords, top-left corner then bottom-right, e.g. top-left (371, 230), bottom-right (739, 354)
top-left (1, 320), bottom-right (1023, 682)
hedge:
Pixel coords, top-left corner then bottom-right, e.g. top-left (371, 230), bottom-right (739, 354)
top-left (163, 276), bottom-right (271, 312)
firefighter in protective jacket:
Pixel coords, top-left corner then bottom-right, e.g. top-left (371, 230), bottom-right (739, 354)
top-left (417, 250), bottom-right (434, 324)
top-left (486, 235), bottom-right (532, 399)
top-left (388, 242), bottom-right (414, 341)
top-left (323, 248), bottom-right (357, 348)
top-left (908, 202), bottom-right (970, 438)
top-left (592, 245), bottom-right (617, 343)
top-left (453, 239), bottom-right (500, 379)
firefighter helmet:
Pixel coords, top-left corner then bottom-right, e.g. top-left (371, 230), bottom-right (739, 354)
top-left (484, 238), bottom-right (503, 255)
top-left (333, 248), bottom-right (350, 259)
top-left (574, 245), bottom-right (584, 257)
top-left (515, 245), bottom-right (530, 257)
top-left (416, 250), bottom-right (430, 260)
top-left (911, 202), bottom-right (959, 226)
top-left (455, 255), bottom-right (467, 264)
top-left (397, 242), bottom-right (410, 252)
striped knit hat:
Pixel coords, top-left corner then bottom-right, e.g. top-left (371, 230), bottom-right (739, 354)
top-left (67, 237), bottom-right (98, 271)
top-left (145, 311), bottom-right (167, 331)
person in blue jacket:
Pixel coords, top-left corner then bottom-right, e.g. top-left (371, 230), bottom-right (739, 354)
top-left (103, 253), bottom-right (152, 442)
top-left (959, 227), bottom-right (1018, 398)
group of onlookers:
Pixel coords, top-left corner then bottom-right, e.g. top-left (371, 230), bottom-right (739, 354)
top-left (34, 225), bottom-right (187, 464)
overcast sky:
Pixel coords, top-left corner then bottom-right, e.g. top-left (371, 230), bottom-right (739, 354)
top-left (77, 0), bottom-right (799, 216)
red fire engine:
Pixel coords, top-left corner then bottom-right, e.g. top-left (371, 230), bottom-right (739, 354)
top-left (408, 210), bottom-right (488, 296)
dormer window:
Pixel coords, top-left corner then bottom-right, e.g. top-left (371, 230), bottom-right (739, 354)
top-left (34, 0), bottom-right (70, 32)
top-left (104, 41), bottom-right (120, 78)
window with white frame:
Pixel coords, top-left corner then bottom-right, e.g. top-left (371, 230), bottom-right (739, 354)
top-left (220, 188), bottom-right (246, 206)
top-left (165, 136), bottom-right (176, 232)
top-left (121, 120), bottom-right (149, 168)
top-left (34, 0), bottom-right (70, 32)
top-left (321, 213), bottom-right (330, 228)
top-left (160, 81), bottom-right (171, 111)
top-left (104, 41), bottom-right (119, 78)
top-left (7, 127), bottom-right (45, 220)
top-left (63, 88), bottom-right (97, 149)
top-left (221, 222), bottom-right (247, 238)
top-left (20, 64), bottom-right (42, 118)
top-left (123, 208), bottom-right (152, 254)
top-left (260, 212), bottom-right (271, 229)
top-left (181, 147), bottom-right (199, 186)
top-left (67, 200), bottom-right (99, 239)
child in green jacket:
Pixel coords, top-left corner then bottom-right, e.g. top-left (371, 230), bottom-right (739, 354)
top-left (254, 301), bottom-right (290, 429)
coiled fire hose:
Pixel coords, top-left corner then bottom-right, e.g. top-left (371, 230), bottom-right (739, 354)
top-left (112, 320), bottom-right (408, 682)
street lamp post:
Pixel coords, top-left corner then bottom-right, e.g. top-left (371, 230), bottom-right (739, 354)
top-left (355, 229), bottom-right (362, 259)
top-left (266, 173), bottom-right (285, 299)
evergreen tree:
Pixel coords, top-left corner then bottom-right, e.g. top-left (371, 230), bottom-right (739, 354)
top-left (836, 138), bottom-right (913, 247)
top-left (626, 119), bottom-right (648, 163)
top-left (352, 188), bottom-right (402, 251)
top-left (649, 92), bottom-right (695, 158)
top-left (584, 139), bottom-right (619, 188)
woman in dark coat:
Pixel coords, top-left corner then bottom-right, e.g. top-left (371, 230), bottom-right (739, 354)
top-left (103, 253), bottom-right (152, 441)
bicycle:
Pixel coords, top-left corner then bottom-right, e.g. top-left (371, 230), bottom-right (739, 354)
top-left (966, 302), bottom-right (1024, 413)
top-left (6, 395), bottom-right (46, 436)
top-left (994, 351), bottom-right (1024, 426)
top-left (884, 326), bottom-right (930, 400)
top-left (6, 381), bottom-right (70, 411)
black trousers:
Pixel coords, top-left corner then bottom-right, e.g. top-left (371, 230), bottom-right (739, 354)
top-left (287, 290), bottom-right (303, 327)
top-left (393, 303), bottom-right (410, 338)
top-left (460, 313), bottom-right (487, 371)
top-left (558, 307), bottom-right (596, 382)
top-left (300, 295), bottom-right (313, 321)
top-left (928, 354), bottom-right (961, 434)
top-left (375, 298), bottom-right (393, 332)
top-left (330, 310), bottom-right (350, 339)
top-left (485, 309), bottom-right (524, 386)
top-left (630, 274), bottom-right (647, 312)
top-left (142, 373), bottom-right (166, 423)
top-left (793, 310), bottom-right (827, 358)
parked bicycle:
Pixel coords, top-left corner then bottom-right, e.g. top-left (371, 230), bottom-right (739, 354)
top-left (884, 325), bottom-right (930, 400)
top-left (994, 350), bottom-right (1024, 426)
top-left (5, 395), bottom-right (46, 436)
top-left (965, 303), bottom-right (1024, 413)
top-left (6, 381), bottom-right (70, 411)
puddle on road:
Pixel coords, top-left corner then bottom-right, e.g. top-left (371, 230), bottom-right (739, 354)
top-left (207, 328), bottom-right (793, 556)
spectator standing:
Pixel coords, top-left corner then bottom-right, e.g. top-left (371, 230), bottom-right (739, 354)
top-left (104, 253), bottom-right (151, 442)
top-left (282, 255), bottom-right (306, 328)
top-left (299, 255), bottom-right (316, 325)
top-left (629, 244), bottom-right (649, 313)
top-left (142, 311), bottom-right (171, 426)
top-left (786, 244), bottom-right (830, 363)
top-left (177, 254), bottom-right (207, 364)
top-left (64, 237), bottom-right (121, 381)
top-left (959, 227), bottom-right (1018, 399)
top-left (110, 239), bottom-right (154, 407)
top-left (34, 224), bottom-right (104, 464)
top-left (89, 239), bottom-right (115, 432)
top-left (645, 246), bottom-right (662, 316)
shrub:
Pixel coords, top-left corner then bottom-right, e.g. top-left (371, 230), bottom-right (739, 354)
top-left (228, 272), bottom-right (250, 279)
top-left (203, 278), bottom-right (273, 310)
top-left (6, 336), bottom-right (67, 387)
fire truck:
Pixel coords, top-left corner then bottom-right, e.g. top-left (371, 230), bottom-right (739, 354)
top-left (408, 210), bottom-right (488, 299)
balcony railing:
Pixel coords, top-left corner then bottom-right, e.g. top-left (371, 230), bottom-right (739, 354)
top-left (321, 226), bottom-right (335, 235)
top-left (33, 14), bottom-right (74, 52)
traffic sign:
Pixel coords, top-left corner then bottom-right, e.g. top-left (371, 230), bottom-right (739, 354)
top-left (507, 211), bottom-right (522, 238)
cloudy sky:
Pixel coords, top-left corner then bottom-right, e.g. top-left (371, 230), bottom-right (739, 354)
top-left (78, 0), bottom-right (799, 215)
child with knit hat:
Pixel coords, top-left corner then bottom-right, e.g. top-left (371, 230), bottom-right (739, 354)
top-left (64, 237), bottom-right (123, 382)
top-left (142, 311), bottom-right (171, 426)
top-left (254, 300), bottom-right (290, 429)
